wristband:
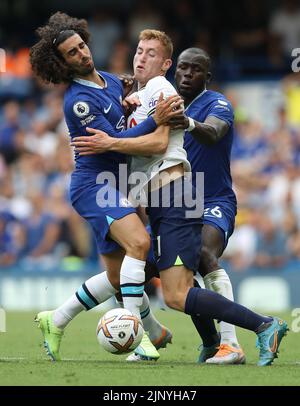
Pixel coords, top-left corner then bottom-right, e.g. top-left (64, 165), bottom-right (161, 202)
top-left (187, 117), bottom-right (196, 132)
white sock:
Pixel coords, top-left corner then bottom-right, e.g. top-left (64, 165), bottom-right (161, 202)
top-left (53, 294), bottom-right (83, 330)
top-left (140, 291), bottom-right (163, 342)
top-left (118, 291), bottom-right (163, 338)
top-left (120, 256), bottom-right (145, 319)
top-left (53, 272), bottom-right (117, 329)
top-left (203, 269), bottom-right (239, 345)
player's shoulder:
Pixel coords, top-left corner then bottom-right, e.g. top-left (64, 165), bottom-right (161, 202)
top-left (64, 86), bottom-right (99, 118)
top-left (205, 90), bottom-right (232, 109)
top-left (145, 75), bottom-right (177, 94)
top-left (64, 83), bottom-right (95, 103)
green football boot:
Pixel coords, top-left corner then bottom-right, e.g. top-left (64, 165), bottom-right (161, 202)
top-left (126, 326), bottom-right (172, 361)
top-left (35, 311), bottom-right (64, 361)
top-left (132, 332), bottom-right (160, 361)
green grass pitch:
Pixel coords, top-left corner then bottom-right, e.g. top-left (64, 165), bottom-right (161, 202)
top-left (0, 310), bottom-right (299, 386)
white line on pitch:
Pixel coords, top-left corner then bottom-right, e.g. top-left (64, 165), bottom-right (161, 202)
top-left (0, 357), bottom-right (26, 361)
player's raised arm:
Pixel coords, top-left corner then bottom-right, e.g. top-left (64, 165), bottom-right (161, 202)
top-left (169, 113), bottom-right (229, 146)
top-left (71, 93), bottom-right (183, 156)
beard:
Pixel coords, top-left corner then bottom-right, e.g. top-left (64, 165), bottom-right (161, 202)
top-left (72, 60), bottom-right (95, 77)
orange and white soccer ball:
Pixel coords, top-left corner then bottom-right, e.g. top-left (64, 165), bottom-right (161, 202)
top-left (96, 308), bottom-right (144, 354)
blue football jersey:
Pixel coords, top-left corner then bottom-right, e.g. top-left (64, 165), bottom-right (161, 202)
top-left (64, 71), bottom-right (127, 175)
top-left (184, 90), bottom-right (237, 205)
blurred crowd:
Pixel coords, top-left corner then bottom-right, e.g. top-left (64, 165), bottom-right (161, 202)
top-left (1, 0), bottom-right (300, 88)
top-left (223, 81), bottom-right (300, 272)
top-left (0, 0), bottom-right (300, 274)
top-left (0, 91), bottom-right (96, 271)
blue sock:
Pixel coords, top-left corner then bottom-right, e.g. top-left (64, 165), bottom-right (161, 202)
top-left (185, 287), bottom-right (272, 332)
top-left (191, 279), bottom-right (219, 347)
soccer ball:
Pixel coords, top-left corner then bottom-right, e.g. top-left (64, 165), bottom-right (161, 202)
top-left (96, 308), bottom-right (144, 354)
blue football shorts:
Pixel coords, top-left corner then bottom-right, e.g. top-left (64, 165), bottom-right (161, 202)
top-left (70, 172), bottom-right (136, 254)
top-left (203, 200), bottom-right (236, 249)
top-left (147, 177), bottom-right (203, 273)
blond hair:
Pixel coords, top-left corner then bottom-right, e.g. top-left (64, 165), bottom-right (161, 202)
top-left (139, 29), bottom-right (173, 58)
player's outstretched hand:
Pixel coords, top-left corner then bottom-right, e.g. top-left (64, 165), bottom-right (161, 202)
top-left (118, 74), bottom-right (136, 97)
top-left (123, 94), bottom-right (141, 118)
top-left (168, 113), bottom-right (190, 130)
top-left (71, 128), bottom-right (116, 155)
top-left (153, 93), bottom-right (184, 126)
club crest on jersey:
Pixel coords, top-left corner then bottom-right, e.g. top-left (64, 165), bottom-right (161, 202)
top-left (73, 101), bottom-right (90, 117)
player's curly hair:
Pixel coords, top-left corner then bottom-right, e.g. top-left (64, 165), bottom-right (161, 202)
top-left (30, 12), bottom-right (90, 84)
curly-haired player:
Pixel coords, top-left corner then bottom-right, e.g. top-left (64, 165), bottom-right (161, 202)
top-left (31, 12), bottom-right (182, 361)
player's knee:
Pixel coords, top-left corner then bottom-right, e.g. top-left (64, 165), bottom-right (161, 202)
top-left (125, 232), bottom-right (151, 259)
top-left (163, 290), bottom-right (186, 312)
top-left (198, 245), bottom-right (219, 276)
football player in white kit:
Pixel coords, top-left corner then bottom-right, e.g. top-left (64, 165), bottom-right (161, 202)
top-left (74, 29), bottom-right (203, 313)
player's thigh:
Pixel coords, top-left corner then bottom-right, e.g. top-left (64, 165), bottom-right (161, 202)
top-left (202, 224), bottom-right (224, 258)
top-left (159, 265), bottom-right (194, 311)
top-left (202, 202), bottom-right (236, 255)
top-left (71, 181), bottom-right (136, 255)
top-left (109, 212), bottom-right (151, 257)
top-left (198, 224), bottom-right (224, 276)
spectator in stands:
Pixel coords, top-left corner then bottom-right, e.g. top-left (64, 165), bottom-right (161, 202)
top-left (127, 1), bottom-right (163, 47)
top-left (269, 0), bottom-right (300, 66)
top-left (231, 0), bottom-right (269, 60)
top-left (0, 101), bottom-right (25, 164)
top-left (24, 118), bottom-right (58, 159)
top-left (0, 36), bottom-right (32, 100)
top-left (21, 191), bottom-right (61, 263)
top-left (108, 39), bottom-right (132, 75)
top-left (281, 72), bottom-right (300, 127)
top-left (287, 227), bottom-right (300, 261)
top-left (0, 212), bottom-right (23, 267)
top-left (88, 8), bottom-right (122, 70)
top-left (223, 208), bottom-right (259, 272)
top-left (254, 213), bottom-right (288, 269)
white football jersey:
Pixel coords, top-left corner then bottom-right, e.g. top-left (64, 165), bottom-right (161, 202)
top-left (128, 76), bottom-right (191, 201)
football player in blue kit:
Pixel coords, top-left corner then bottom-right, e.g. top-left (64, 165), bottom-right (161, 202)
top-left (74, 35), bottom-right (289, 367)
top-left (30, 12), bottom-right (181, 361)
top-left (172, 47), bottom-right (244, 364)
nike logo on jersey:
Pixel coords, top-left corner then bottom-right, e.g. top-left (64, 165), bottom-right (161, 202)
top-left (104, 103), bottom-right (112, 114)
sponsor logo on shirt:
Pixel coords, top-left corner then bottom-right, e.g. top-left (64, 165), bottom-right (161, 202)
top-left (80, 115), bottom-right (96, 126)
top-left (213, 105), bottom-right (230, 112)
top-left (116, 115), bottom-right (126, 131)
top-left (104, 103), bottom-right (112, 114)
top-left (149, 98), bottom-right (158, 108)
